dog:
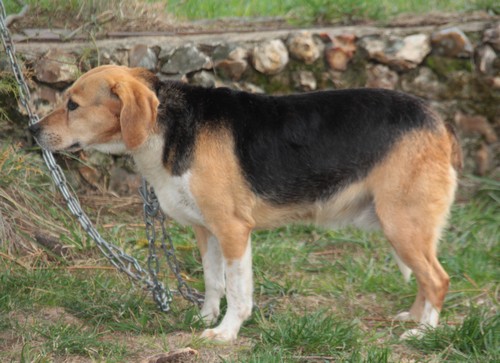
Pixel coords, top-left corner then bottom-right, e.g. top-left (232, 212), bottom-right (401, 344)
top-left (30, 65), bottom-right (462, 341)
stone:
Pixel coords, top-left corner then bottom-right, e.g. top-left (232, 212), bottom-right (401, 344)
top-left (324, 34), bottom-right (356, 71)
top-left (129, 44), bottom-right (158, 70)
top-left (287, 31), bottom-right (324, 64)
top-left (359, 34), bottom-right (431, 71)
top-left (424, 55), bottom-right (473, 80)
top-left (475, 45), bottom-right (497, 75)
top-left (401, 67), bottom-right (444, 98)
top-left (483, 23), bottom-right (500, 51)
top-left (475, 142), bottom-right (491, 176)
top-left (161, 45), bottom-right (212, 75)
top-left (189, 70), bottom-right (216, 88)
top-left (491, 77), bottom-right (500, 90)
top-left (157, 73), bottom-right (187, 83)
top-left (236, 82), bottom-right (265, 94)
top-left (34, 49), bottom-right (79, 87)
top-left (365, 64), bottom-right (398, 89)
top-left (26, 83), bottom-right (63, 117)
top-left (109, 167), bottom-right (142, 195)
top-left (101, 48), bottom-right (129, 66)
top-left (323, 70), bottom-right (346, 89)
top-left (431, 27), bottom-right (473, 58)
top-left (158, 45), bottom-right (176, 60)
top-left (78, 165), bottom-right (102, 189)
top-left (215, 46), bottom-right (248, 80)
top-left (293, 70), bottom-right (317, 91)
top-left (454, 112), bottom-right (497, 144)
top-left (251, 39), bottom-right (289, 75)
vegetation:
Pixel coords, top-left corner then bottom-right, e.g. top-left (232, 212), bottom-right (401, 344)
top-left (1, 1), bottom-right (499, 361)
top-left (166, 0), bottom-right (499, 24)
top-left (1, 131), bottom-right (498, 361)
top-left (4, 0), bottom-right (499, 26)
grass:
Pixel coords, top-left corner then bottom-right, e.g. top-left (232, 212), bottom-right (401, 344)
top-left (0, 138), bottom-right (498, 362)
top-left (3, 0), bottom-right (499, 27)
top-left (407, 308), bottom-right (499, 361)
top-left (256, 310), bottom-right (359, 357)
top-left (1, 2), bottom-right (499, 360)
top-left (166, 0), bottom-right (499, 23)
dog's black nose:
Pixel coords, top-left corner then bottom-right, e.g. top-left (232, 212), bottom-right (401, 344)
top-left (29, 122), bottom-right (41, 137)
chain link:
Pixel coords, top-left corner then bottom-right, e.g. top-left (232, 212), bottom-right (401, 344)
top-left (139, 180), bottom-right (204, 307)
top-left (0, 1), bottom-right (202, 311)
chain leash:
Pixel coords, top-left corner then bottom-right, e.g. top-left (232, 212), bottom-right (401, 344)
top-left (0, 1), bottom-right (202, 311)
top-left (139, 180), bottom-right (204, 307)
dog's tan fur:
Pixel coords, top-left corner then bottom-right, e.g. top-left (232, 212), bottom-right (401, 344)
top-left (32, 65), bottom-right (461, 341)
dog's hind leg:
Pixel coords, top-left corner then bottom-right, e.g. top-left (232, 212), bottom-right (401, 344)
top-left (392, 249), bottom-right (412, 283)
top-left (384, 221), bottom-right (450, 338)
top-left (368, 131), bottom-right (457, 338)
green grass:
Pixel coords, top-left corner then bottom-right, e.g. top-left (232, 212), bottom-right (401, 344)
top-left (2, 160), bottom-right (497, 362)
top-left (3, 0), bottom-right (498, 27)
top-left (1, 3), bottom-right (499, 359)
top-left (407, 308), bottom-right (499, 361)
top-left (1, 139), bottom-right (498, 361)
top-left (256, 310), bottom-right (359, 357)
top-left (166, 0), bottom-right (499, 23)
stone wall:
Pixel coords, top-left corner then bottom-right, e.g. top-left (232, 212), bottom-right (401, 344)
top-left (10, 19), bottom-right (500, 189)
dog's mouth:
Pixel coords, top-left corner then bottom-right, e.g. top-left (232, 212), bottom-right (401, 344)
top-left (64, 142), bottom-right (82, 152)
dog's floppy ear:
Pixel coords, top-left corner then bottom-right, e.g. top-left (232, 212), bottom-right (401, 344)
top-left (112, 78), bottom-right (159, 150)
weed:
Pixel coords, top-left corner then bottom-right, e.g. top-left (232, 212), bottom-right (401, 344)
top-left (36, 323), bottom-right (127, 358)
top-left (0, 71), bottom-right (19, 123)
top-left (256, 309), bottom-right (359, 357)
top-left (406, 307), bottom-right (500, 361)
top-left (5, 0), bottom-right (499, 23)
top-left (166, 0), bottom-right (499, 23)
top-left (1, 3), bottom-right (498, 358)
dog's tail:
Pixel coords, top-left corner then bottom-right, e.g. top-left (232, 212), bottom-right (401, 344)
top-left (445, 123), bottom-right (463, 173)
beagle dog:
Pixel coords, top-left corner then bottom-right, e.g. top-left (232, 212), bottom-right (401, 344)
top-left (30, 65), bottom-right (462, 341)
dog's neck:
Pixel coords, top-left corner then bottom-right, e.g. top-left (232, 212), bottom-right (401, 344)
top-left (132, 134), bottom-right (168, 182)
top-left (156, 81), bottom-right (189, 120)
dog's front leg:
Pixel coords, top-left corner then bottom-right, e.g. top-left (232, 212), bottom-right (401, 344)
top-left (194, 226), bottom-right (225, 325)
top-left (201, 232), bottom-right (253, 342)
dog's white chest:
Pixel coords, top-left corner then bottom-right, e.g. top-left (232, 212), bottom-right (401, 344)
top-left (154, 172), bottom-right (204, 226)
top-left (133, 136), bottom-right (204, 226)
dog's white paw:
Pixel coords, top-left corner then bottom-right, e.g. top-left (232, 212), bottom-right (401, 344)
top-left (201, 328), bottom-right (237, 342)
top-left (200, 307), bottom-right (219, 326)
top-left (394, 311), bottom-right (413, 322)
top-left (400, 328), bottom-right (425, 340)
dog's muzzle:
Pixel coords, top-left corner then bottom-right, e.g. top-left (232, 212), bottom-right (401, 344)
top-left (28, 122), bottom-right (41, 138)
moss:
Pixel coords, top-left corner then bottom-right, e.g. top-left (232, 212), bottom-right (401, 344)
top-left (287, 58), bottom-right (325, 76)
top-left (0, 67), bottom-right (27, 135)
top-left (338, 51), bottom-right (368, 88)
top-left (424, 55), bottom-right (473, 80)
top-left (79, 47), bottom-right (100, 70)
top-left (460, 79), bottom-right (500, 120)
top-left (242, 66), bottom-right (293, 94)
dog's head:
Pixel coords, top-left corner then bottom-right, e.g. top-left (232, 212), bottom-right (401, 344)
top-left (30, 65), bottom-right (159, 154)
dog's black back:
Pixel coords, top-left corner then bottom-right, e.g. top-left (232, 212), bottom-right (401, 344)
top-left (157, 84), bottom-right (437, 204)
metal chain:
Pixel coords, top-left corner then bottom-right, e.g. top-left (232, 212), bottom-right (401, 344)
top-left (0, 1), bottom-right (202, 311)
top-left (139, 180), bottom-right (204, 307)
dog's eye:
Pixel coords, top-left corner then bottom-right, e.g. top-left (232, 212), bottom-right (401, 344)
top-left (67, 99), bottom-right (79, 111)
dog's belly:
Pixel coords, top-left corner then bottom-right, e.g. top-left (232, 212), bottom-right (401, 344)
top-left (252, 181), bottom-right (381, 230)
top-left (314, 196), bottom-right (380, 230)
top-left (154, 171), bottom-right (205, 226)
